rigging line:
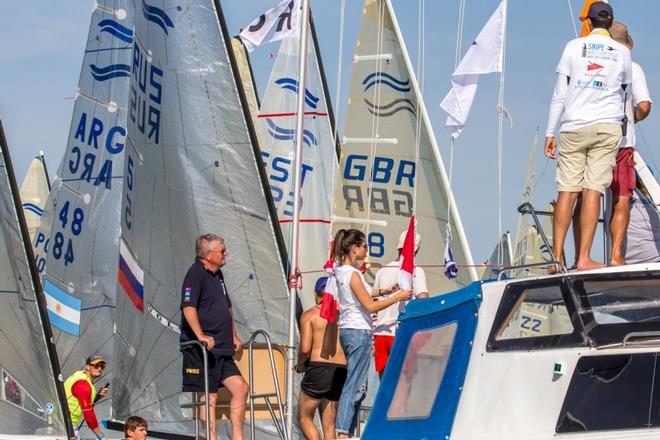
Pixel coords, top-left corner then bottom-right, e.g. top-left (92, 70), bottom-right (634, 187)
top-left (329, 0), bottom-right (346, 241)
top-left (126, 353), bottom-right (181, 411)
top-left (566, 0), bottom-right (579, 39)
top-left (446, 0), bottom-right (467, 242)
top-left (496, 0), bottom-right (509, 267)
top-left (412, 0), bottom-right (424, 216)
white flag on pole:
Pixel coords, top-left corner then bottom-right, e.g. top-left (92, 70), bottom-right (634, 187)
top-left (440, 2), bottom-right (506, 139)
top-left (239, 0), bottom-right (300, 52)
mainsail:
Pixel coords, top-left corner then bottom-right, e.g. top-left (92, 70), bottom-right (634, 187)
top-left (0, 122), bottom-right (72, 437)
top-left (256, 19), bottom-right (339, 311)
top-left (20, 154), bottom-right (51, 242)
top-left (333, 0), bottom-right (477, 292)
top-left (32, 0), bottom-right (133, 421)
top-left (112, 0), bottom-right (288, 434)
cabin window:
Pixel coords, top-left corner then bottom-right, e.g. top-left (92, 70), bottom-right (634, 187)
top-left (582, 279), bottom-right (660, 325)
top-left (496, 284), bottom-right (573, 340)
top-left (556, 353), bottom-right (657, 432)
top-left (386, 322), bottom-right (457, 420)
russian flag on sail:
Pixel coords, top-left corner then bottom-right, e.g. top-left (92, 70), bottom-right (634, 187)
top-left (118, 238), bottom-right (144, 312)
top-left (319, 258), bottom-right (339, 323)
top-left (43, 279), bottom-right (81, 336)
top-left (398, 215), bottom-right (415, 290)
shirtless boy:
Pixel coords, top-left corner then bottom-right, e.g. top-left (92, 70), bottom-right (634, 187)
top-left (296, 277), bottom-right (348, 440)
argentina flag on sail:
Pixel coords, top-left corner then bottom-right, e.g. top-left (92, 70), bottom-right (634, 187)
top-left (239, 0), bottom-right (299, 52)
top-left (43, 279), bottom-right (82, 336)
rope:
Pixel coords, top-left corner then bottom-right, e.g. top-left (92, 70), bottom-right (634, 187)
top-left (445, 0), bottom-right (467, 247)
top-left (566, 0), bottom-right (579, 38)
top-left (328, 0), bottom-right (346, 244)
top-left (363, 2), bottom-right (387, 243)
top-left (496, 0), bottom-right (509, 267)
top-left (411, 0), bottom-right (424, 219)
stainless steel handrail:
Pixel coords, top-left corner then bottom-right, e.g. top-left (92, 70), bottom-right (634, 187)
top-left (248, 330), bottom-right (288, 440)
top-left (180, 340), bottom-right (210, 440)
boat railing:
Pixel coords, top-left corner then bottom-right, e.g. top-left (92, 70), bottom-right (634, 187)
top-left (247, 330), bottom-right (288, 440)
top-left (179, 340), bottom-right (211, 440)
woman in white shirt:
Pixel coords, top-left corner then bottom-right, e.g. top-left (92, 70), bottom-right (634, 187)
top-left (333, 228), bottom-right (412, 438)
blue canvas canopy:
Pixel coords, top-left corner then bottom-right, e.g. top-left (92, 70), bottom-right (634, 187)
top-left (363, 282), bottom-right (481, 439)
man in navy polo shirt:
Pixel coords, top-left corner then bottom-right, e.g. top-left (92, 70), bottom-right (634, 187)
top-left (180, 233), bottom-right (247, 440)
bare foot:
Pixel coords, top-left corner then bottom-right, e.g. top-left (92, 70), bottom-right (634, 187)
top-left (548, 264), bottom-right (560, 275)
top-left (576, 259), bottom-right (605, 271)
top-left (609, 256), bottom-right (626, 266)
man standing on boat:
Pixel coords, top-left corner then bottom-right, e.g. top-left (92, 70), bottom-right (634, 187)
top-left (180, 234), bottom-right (248, 440)
top-left (372, 230), bottom-right (429, 378)
top-left (63, 355), bottom-right (109, 439)
top-left (296, 277), bottom-right (348, 440)
top-left (607, 21), bottom-right (652, 265)
top-left (544, 1), bottom-right (632, 270)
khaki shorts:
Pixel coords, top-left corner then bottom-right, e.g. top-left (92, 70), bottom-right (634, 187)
top-left (556, 123), bottom-right (621, 194)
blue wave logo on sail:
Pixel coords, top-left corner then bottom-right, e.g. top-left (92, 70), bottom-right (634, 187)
top-left (364, 98), bottom-right (416, 118)
top-left (266, 119), bottom-right (317, 147)
top-left (362, 72), bottom-right (411, 93)
top-left (98, 19), bottom-right (134, 43)
top-left (22, 203), bottom-right (44, 216)
top-left (274, 78), bottom-right (320, 109)
top-left (90, 64), bottom-right (131, 81)
top-left (143, 1), bottom-right (175, 35)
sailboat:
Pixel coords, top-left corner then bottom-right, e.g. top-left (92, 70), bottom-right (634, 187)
top-left (111, 0), bottom-right (289, 436)
top-left (332, 0), bottom-right (477, 293)
top-left (32, 0), bottom-right (134, 424)
top-left (0, 121), bottom-right (73, 438)
top-left (19, 153), bottom-right (51, 242)
top-left (255, 12), bottom-right (339, 311)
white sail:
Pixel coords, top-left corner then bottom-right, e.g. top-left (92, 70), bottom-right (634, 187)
top-left (19, 155), bottom-right (50, 242)
top-left (480, 232), bottom-right (513, 281)
top-left (111, 0), bottom-right (288, 434)
top-left (256, 27), bottom-right (338, 310)
top-left (1, 124), bottom-right (69, 437)
top-left (333, 0), bottom-right (477, 292)
top-left (32, 0), bottom-right (133, 422)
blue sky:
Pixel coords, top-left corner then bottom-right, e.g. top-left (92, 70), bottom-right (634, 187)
top-left (1, 0), bottom-right (658, 265)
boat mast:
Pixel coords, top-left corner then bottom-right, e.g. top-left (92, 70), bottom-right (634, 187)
top-left (0, 121), bottom-right (74, 439)
top-left (287, 0), bottom-right (310, 434)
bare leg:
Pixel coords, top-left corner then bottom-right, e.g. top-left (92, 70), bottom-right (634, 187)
top-left (552, 191), bottom-right (580, 272)
top-left (572, 195), bottom-right (583, 267)
top-left (610, 196), bottom-right (630, 265)
top-left (199, 392), bottom-right (217, 440)
top-left (576, 188), bottom-right (606, 270)
top-left (299, 393), bottom-right (321, 440)
top-left (320, 399), bottom-right (338, 440)
top-left (222, 375), bottom-right (248, 440)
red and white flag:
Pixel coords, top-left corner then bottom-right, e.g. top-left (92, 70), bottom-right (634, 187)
top-left (398, 215), bottom-right (415, 291)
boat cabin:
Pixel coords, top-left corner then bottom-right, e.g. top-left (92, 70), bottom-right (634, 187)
top-left (364, 263), bottom-right (660, 439)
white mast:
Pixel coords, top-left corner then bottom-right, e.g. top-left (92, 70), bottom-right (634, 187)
top-left (286, 0), bottom-right (310, 435)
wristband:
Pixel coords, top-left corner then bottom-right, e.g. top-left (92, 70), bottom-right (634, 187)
top-left (97, 432), bottom-right (106, 440)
